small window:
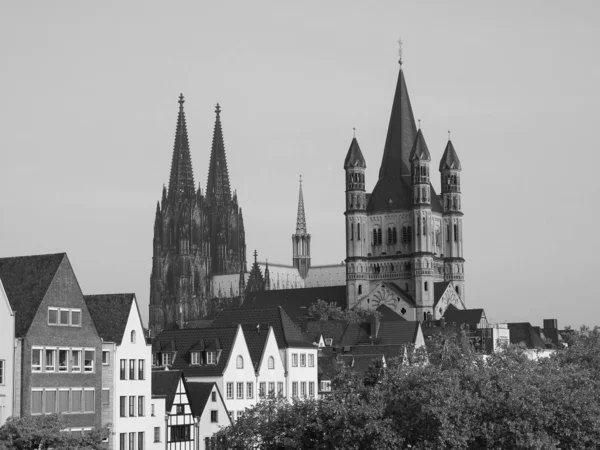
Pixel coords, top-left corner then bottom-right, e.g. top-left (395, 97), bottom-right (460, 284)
top-left (309, 381), bottom-right (315, 397)
top-left (277, 382), bottom-right (284, 397)
top-left (102, 351), bottom-right (110, 365)
top-left (45, 349), bottom-right (56, 372)
top-left (206, 351), bottom-right (215, 365)
top-left (151, 404), bottom-right (155, 416)
top-left (236, 382), bottom-right (243, 399)
top-left (358, 285), bottom-right (362, 295)
top-left (211, 410), bottom-right (218, 423)
top-left (102, 389), bottom-right (110, 406)
top-left (176, 404), bottom-right (183, 414)
top-left (269, 382), bottom-right (275, 396)
top-left (259, 382), bottom-right (266, 398)
top-left (48, 308), bottom-right (58, 325)
top-left (131, 330), bottom-right (136, 343)
top-left (138, 359), bottom-right (144, 380)
top-left (59, 309), bottom-right (70, 326)
top-left (190, 352), bottom-right (200, 365)
top-left (247, 382), bottom-right (253, 399)
top-left (308, 354), bottom-right (314, 367)
top-left (154, 427), bottom-right (160, 443)
top-left (211, 391), bottom-right (217, 402)
top-left (58, 349), bottom-right (68, 372)
top-left (138, 396), bottom-right (145, 417)
top-left (300, 354), bottom-right (306, 367)
top-left (129, 359), bottom-right (136, 379)
top-left (236, 355), bottom-right (244, 369)
top-left (268, 356), bottom-right (275, 369)
top-left (424, 281), bottom-right (428, 292)
top-left (71, 349), bottom-right (81, 372)
top-left (320, 381), bottom-right (331, 392)
top-left (120, 359), bottom-right (127, 380)
top-left (226, 382), bottom-right (233, 399)
top-left (292, 382), bottom-right (298, 397)
top-left (162, 353), bottom-right (171, 366)
top-left (32, 348), bottom-right (42, 372)
top-left (84, 350), bottom-right (94, 373)
top-left (129, 396), bottom-right (136, 416)
top-left (44, 389), bottom-right (57, 414)
top-left (292, 353), bottom-right (298, 367)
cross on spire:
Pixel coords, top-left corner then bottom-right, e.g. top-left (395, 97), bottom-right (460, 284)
top-left (215, 103), bottom-right (221, 118)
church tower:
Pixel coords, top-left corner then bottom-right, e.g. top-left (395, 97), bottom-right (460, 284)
top-left (292, 177), bottom-right (311, 278)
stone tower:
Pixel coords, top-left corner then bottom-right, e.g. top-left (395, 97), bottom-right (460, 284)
top-left (292, 177), bottom-right (311, 278)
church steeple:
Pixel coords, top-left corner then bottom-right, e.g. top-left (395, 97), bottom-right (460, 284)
top-left (378, 60), bottom-right (418, 182)
top-left (292, 176), bottom-right (311, 278)
top-left (206, 103), bottom-right (232, 204)
top-left (168, 94), bottom-right (195, 201)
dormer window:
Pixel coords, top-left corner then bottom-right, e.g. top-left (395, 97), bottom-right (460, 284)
top-left (191, 352), bottom-right (201, 365)
top-left (152, 353), bottom-right (157, 367)
top-left (206, 351), bottom-right (216, 365)
top-left (162, 353), bottom-right (171, 366)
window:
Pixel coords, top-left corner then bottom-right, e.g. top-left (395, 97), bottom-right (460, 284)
top-left (176, 404), bottom-right (183, 414)
top-left (59, 389), bottom-right (70, 413)
top-left (151, 403), bottom-right (155, 416)
top-left (424, 281), bottom-right (428, 292)
top-left (236, 355), bottom-right (244, 369)
top-left (309, 382), bottom-right (315, 397)
top-left (138, 396), bottom-right (144, 416)
top-left (71, 349), bottom-right (81, 372)
top-left (211, 391), bottom-right (217, 402)
top-left (300, 354), bottom-right (306, 367)
top-left (129, 396), bottom-right (135, 416)
top-left (308, 354), bottom-right (314, 367)
top-left (84, 350), bottom-right (94, 373)
top-left (72, 390), bottom-right (82, 413)
top-left (292, 382), bottom-right (298, 398)
top-left (120, 359), bottom-right (126, 380)
top-left (48, 308), bottom-right (58, 325)
top-left (454, 223), bottom-right (459, 241)
top-left (191, 352), bottom-right (200, 365)
top-left (152, 353), bottom-right (157, 367)
top-left (357, 222), bottom-right (361, 240)
top-left (268, 382), bottom-right (275, 397)
top-left (236, 382), bottom-right (243, 399)
top-left (358, 285), bottom-right (362, 295)
top-left (71, 310), bottom-right (81, 326)
top-left (211, 410), bottom-right (218, 423)
top-left (59, 309), bottom-right (70, 326)
top-left (45, 349), bottom-right (56, 372)
top-left (138, 359), bottom-right (144, 380)
top-left (170, 425), bottom-right (190, 442)
top-left (102, 351), bottom-right (110, 365)
top-left (84, 389), bottom-right (94, 413)
top-left (259, 382), bottom-right (266, 398)
top-left (292, 353), bottom-right (298, 367)
top-left (129, 432), bottom-right (135, 450)
top-left (129, 359), bottom-right (136, 380)
top-left (137, 432), bottom-right (144, 450)
top-left (153, 427), bottom-right (160, 443)
top-left (237, 410), bottom-right (243, 420)
top-left (268, 356), bottom-right (275, 369)
top-left (32, 348), bottom-right (42, 372)
top-left (162, 353), bottom-right (171, 366)
top-left (101, 389), bottom-right (109, 407)
top-left (58, 349), bottom-right (69, 372)
top-left (120, 433), bottom-right (126, 450)
top-left (447, 224), bottom-right (450, 241)
top-left (277, 382), bottom-right (284, 397)
top-left (206, 351), bottom-right (216, 364)
top-left (44, 389), bottom-right (56, 414)
top-left (320, 381), bottom-right (331, 392)
top-left (350, 223), bottom-right (354, 240)
top-left (131, 330), bottom-right (136, 343)
top-left (301, 382), bottom-right (306, 398)
top-left (226, 382), bottom-right (233, 399)
top-left (246, 382), bottom-right (253, 399)
top-left (32, 389), bottom-right (43, 414)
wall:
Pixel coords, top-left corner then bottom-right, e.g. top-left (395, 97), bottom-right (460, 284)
top-left (0, 280), bottom-right (14, 425)
top-left (166, 377), bottom-right (196, 450)
top-left (255, 328), bottom-right (285, 399)
top-left (196, 384), bottom-right (230, 450)
top-left (148, 397), bottom-right (166, 450)
top-left (285, 347), bottom-right (319, 401)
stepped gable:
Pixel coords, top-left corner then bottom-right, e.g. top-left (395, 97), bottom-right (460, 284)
top-left (0, 253), bottom-right (65, 338)
top-left (212, 307), bottom-right (312, 349)
top-left (241, 285), bottom-right (347, 324)
top-left (152, 370), bottom-right (183, 411)
top-left (84, 293), bottom-right (137, 345)
top-left (153, 326), bottom-right (239, 376)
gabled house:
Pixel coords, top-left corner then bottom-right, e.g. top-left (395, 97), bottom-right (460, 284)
top-left (212, 307), bottom-right (319, 401)
top-left (507, 322), bottom-right (556, 359)
top-left (85, 293), bottom-right (152, 450)
top-left (186, 381), bottom-right (231, 448)
top-left (0, 253), bottom-right (103, 434)
top-left (0, 278), bottom-right (15, 425)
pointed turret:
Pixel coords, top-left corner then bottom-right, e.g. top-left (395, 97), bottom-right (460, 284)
top-left (245, 250), bottom-right (265, 294)
top-left (292, 176), bottom-right (311, 278)
top-left (264, 260), bottom-right (270, 290)
top-left (344, 137), bottom-right (366, 169)
top-left (206, 103), bottom-right (232, 204)
top-left (439, 139), bottom-right (462, 171)
top-left (296, 176), bottom-right (308, 235)
top-left (167, 94), bottom-right (195, 201)
top-left (409, 129), bottom-right (431, 162)
top-left (378, 61), bottom-right (418, 181)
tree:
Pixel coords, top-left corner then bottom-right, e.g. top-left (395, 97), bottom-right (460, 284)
top-left (307, 299), bottom-right (381, 324)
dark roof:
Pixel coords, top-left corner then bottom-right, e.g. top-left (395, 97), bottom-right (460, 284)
top-left (341, 321), bottom-right (420, 347)
top-left (338, 354), bottom-right (385, 377)
top-left (376, 304), bottom-right (406, 321)
top-left (367, 177), bottom-right (443, 213)
top-left (409, 129), bottom-right (431, 162)
top-left (303, 320), bottom-right (348, 345)
top-left (344, 137), bottom-right (366, 169)
top-left (380, 282), bottom-right (416, 307)
top-left (240, 324), bottom-right (270, 371)
top-left (167, 95), bottom-right (196, 200)
top-left (507, 322), bottom-right (547, 350)
top-left (84, 293), bottom-right (137, 345)
top-left (185, 381), bottom-right (218, 417)
top-left (212, 307), bottom-right (312, 349)
top-left (206, 103), bottom-right (232, 203)
top-left (443, 305), bottom-right (486, 330)
top-left (241, 286), bottom-right (347, 325)
top-left (439, 140), bottom-right (462, 171)
top-left (0, 253), bottom-right (65, 338)
top-left (152, 370), bottom-right (183, 411)
top-left (153, 327), bottom-right (239, 377)
top-left (433, 282), bottom-right (451, 307)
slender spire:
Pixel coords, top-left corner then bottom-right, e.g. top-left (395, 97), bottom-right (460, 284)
top-left (378, 54), bottom-right (418, 181)
top-left (167, 94), bottom-right (195, 201)
top-left (439, 139), bottom-right (462, 171)
top-left (344, 137), bottom-right (366, 169)
top-left (296, 175), bottom-right (308, 235)
top-left (206, 103), bottom-right (232, 204)
top-left (409, 129), bottom-right (431, 162)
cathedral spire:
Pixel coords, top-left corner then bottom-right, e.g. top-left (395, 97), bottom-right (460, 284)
top-left (295, 175), bottom-right (307, 235)
top-left (378, 56), bottom-right (418, 182)
top-left (167, 94), bottom-right (195, 201)
top-left (206, 103), bottom-right (232, 204)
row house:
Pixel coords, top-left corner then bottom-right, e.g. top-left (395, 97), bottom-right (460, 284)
top-left (0, 253), bottom-right (103, 434)
top-left (85, 293), bottom-right (152, 450)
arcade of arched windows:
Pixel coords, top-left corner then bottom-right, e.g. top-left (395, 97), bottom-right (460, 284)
top-left (443, 173), bottom-right (460, 192)
top-left (412, 165), bottom-right (429, 184)
top-left (347, 172), bottom-right (365, 190)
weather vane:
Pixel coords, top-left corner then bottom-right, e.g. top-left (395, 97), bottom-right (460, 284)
top-left (397, 37), bottom-right (403, 65)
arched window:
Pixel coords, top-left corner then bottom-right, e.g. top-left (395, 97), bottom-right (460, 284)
top-left (453, 197), bottom-right (457, 209)
top-left (357, 223), bottom-right (361, 240)
top-left (407, 226), bottom-right (412, 243)
top-left (447, 224), bottom-right (451, 241)
top-left (350, 223), bottom-right (354, 241)
top-left (421, 166), bottom-right (426, 176)
top-left (392, 227), bottom-right (397, 243)
top-left (358, 285), bottom-right (362, 295)
top-left (387, 227), bottom-right (393, 244)
top-left (377, 228), bottom-right (382, 245)
top-left (454, 224), bottom-right (458, 241)
top-left (268, 356), bottom-right (275, 369)
top-left (236, 355), bottom-right (244, 369)
top-left (131, 330), bottom-right (136, 343)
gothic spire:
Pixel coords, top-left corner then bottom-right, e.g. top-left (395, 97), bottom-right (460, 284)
top-left (295, 175), bottom-right (307, 235)
top-left (344, 137), bottom-right (366, 169)
top-left (409, 129), bottom-right (431, 162)
top-left (439, 139), bottom-right (462, 171)
top-left (206, 103), bottom-right (232, 204)
top-left (167, 94), bottom-right (195, 201)
top-left (378, 59), bottom-right (418, 181)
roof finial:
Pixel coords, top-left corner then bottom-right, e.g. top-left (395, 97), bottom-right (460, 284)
top-left (448, 130), bottom-right (451, 141)
top-left (353, 127), bottom-right (356, 138)
top-left (418, 119), bottom-right (421, 130)
top-left (253, 249), bottom-right (258, 262)
top-left (397, 37), bottom-right (403, 65)
top-left (178, 93), bottom-right (185, 106)
top-left (299, 174), bottom-right (302, 186)
top-left (215, 103), bottom-right (221, 118)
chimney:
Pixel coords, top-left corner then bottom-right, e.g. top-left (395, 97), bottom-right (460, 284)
top-left (543, 319), bottom-right (557, 330)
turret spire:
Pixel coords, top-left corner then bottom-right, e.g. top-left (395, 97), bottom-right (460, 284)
top-left (167, 94), bottom-right (195, 200)
top-left (206, 103), bottom-right (232, 204)
top-left (296, 175), bottom-right (307, 235)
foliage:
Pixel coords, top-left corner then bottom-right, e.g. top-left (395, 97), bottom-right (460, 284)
top-left (308, 299), bottom-right (381, 324)
top-left (215, 326), bottom-right (600, 449)
top-left (0, 415), bottom-right (110, 450)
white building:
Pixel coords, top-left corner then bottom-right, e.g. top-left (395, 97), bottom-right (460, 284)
top-left (186, 381), bottom-right (231, 448)
top-left (85, 293), bottom-right (152, 450)
top-left (0, 278), bottom-right (14, 425)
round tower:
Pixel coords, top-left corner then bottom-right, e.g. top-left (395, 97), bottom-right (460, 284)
top-left (440, 138), bottom-right (465, 301)
top-left (344, 136), bottom-right (368, 309)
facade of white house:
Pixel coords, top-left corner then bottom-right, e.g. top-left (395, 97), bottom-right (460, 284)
top-left (254, 326), bottom-right (286, 400)
top-left (0, 279), bottom-right (14, 425)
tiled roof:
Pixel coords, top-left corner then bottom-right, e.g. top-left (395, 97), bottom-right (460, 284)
top-left (153, 327), bottom-right (239, 377)
top-left (376, 304), bottom-right (405, 321)
top-left (212, 307), bottom-right (313, 349)
top-left (152, 370), bottom-right (182, 411)
top-left (0, 253), bottom-right (65, 338)
top-left (303, 320), bottom-right (347, 345)
top-left (443, 304), bottom-right (485, 330)
top-left (240, 324), bottom-right (269, 371)
top-left (84, 293), bottom-right (136, 345)
top-left (338, 354), bottom-right (384, 377)
top-left (344, 137), bottom-right (366, 169)
top-left (507, 322), bottom-right (548, 350)
top-left (433, 282), bottom-right (451, 306)
top-left (366, 177), bottom-right (443, 213)
top-left (341, 321), bottom-right (420, 347)
top-left (409, 129), bottom-right (431, 162)
top-left (439, 140), bottom-right (462, 171)
top-left (185, 381), bottom-right (216, 417)
top-left (242, 286), bottom-right (347, 324)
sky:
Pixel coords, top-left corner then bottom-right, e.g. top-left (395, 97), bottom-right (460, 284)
top-left (1, 1), bottom-right (599, 329)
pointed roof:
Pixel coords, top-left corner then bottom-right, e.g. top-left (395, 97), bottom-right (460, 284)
top-left (84, 293), bottom-right (139, 345)
top-left (168, 94), bottom-right (195, 201)
top-left (409, 129), bottom-right (431, 162)
top-left (439, 140), bottom-right (462, 171)
top-left (0, 253), bottom-right (65, 337)
top-left (295, 176), bottom-right (308, 235)
top-left (245, 250), bottom-right (265, 294)
top-left (206, 103), bottom-right (232, 203)
top-left (343, 137), bottom-right (366, 169)
top-left (152, 370), bottom-right (183, 411)
top-left (378, 64), bottom-right (418, 181)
